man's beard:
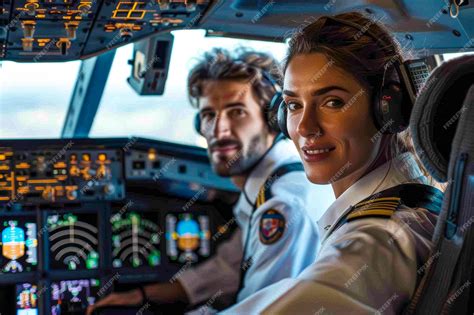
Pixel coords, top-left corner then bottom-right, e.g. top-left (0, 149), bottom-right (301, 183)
top-left (210, 131), bottom-right (270, 177)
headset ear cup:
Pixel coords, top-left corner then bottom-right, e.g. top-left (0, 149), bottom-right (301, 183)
top-left (277, 100), bottom-right (290, 138)
top-left (374, 83), bottom-right (409, 134)
top-left (267, 92), bottom-right (283, 133)
top-left (194, 113), bottom-right (202, 135)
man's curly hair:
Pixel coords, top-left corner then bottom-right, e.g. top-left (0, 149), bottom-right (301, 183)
top-left (187, 47), bottom-right (283, 111)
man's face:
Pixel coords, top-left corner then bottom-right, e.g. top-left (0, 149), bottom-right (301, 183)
top-left (198, 79), bottom-right (273, 177)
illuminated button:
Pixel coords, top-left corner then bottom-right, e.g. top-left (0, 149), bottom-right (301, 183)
top-left (82, 153), bottom-right (91, 162)
top-left (25, 2), bottom-right (39, 16)
top-left (0, 154), bottom-right (5, 161)
top-left (148, 151), bottom-right (156, 161)
top-left (98, 153), bottom-right (107, 162)
top-left (69, 165), bottom-right (80, 176)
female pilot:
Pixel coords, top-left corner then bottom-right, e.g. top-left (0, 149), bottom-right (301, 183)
top-left (223, 12), bottom-right (443, 314)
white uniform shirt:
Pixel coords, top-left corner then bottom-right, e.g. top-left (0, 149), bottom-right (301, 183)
top-left (224, 152), bottom-right (439, 314)
top-left (178, 139), bottom-right (321, 306)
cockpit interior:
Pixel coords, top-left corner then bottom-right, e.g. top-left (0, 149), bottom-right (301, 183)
top-left (1, 1), bottom-right (473, 314)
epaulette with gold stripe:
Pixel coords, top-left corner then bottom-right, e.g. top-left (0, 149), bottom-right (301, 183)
top-left (253, 162), bottom-right (304, 209)
top-left (255, 185), bottom-right (267, 208)
top-left (346, 197), bottom-right (401, 221)
top-left (328, 183), bottom-right (444, 238)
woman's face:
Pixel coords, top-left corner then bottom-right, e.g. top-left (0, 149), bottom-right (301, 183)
top-left (284, 53), bottom-right (381, 185)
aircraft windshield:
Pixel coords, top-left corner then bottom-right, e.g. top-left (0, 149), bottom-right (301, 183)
top-left (1, 31), bottom-right (471, 146)
top-left (0, 30), bottom-right (287, 147)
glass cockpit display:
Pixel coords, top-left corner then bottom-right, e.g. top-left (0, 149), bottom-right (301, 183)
top-left (16, 283), bottom-right (38, 315)
top-left (51, 279), bottom-right (100, 315)
top-left (47, 213), bottom-right (99, 270)
top-left (166, 212), bottom-right (211, 263)
top-left (111, 211), bottom-right (161, 268)
top-left (0, 218), bottom-right (38, 273)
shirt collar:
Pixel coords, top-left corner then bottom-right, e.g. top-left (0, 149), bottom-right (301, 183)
top-left (316, 152), bottom-right (428, 243)
top-left (235, 138), bottom-right (301, 216)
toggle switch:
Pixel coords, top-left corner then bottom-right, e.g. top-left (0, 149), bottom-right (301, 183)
top-left (21, 21), bottom-right (36, 38)
top-left (120, 28), bottom-right (133, 41)
top-left (42, 185), bottom-right (56, 202)
top-left (65, 23), bottom-right (78, 40)
top-left (56, 39), bottom-right (71, 56)
top-left (78, 3), bottom-right (91, 17)
top-left (21, 38), bottom-right (34, 52)
top-left (185, 0), bottom-right (197, 12)
top-left (66, 188), bottom-right (78, 201)
top-left (159, 0), bottom-right (170, 10)
top-left (160, 18), bottom-right (170, 27)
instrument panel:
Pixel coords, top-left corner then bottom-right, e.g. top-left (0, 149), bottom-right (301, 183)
top-left (0, 137), bottom-right (238, 315)
top-left (0, 0), bottom-right (213, 61)
top-left (0, 147), bottom-right (124, 204)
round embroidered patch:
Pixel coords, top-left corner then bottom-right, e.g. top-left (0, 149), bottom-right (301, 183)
top-left (259, 209), bottom-right (286, 245)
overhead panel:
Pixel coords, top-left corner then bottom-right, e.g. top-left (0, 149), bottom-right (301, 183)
top-left (0, 0), bottom-right (212, 62)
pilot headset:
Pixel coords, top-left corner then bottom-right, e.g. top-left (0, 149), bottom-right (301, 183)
top-left (193, 65), bottom-right (284, 136)
top-left (275, 15), bottom-right (417, 138)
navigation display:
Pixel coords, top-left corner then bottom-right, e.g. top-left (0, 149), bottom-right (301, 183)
top-left (47, 213), bottom-right (99, 270)
top-left (111, 211), bottom-right (162, 269)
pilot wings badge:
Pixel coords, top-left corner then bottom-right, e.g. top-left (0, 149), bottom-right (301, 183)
top-left (259, 209), bottom-right (286, 245)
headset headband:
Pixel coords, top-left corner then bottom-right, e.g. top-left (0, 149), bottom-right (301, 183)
top-left (314, 15), bottom-right (416, 104)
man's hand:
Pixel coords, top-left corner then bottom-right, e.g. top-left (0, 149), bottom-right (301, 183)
top-left (86, 281), bottom-right (189, 315)
top-left (86, 289), bottom-right (142, 315)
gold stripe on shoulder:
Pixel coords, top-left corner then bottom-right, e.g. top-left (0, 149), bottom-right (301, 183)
top-left (257, 188), bottom-right (265, 208)
top-left (355, 202), bottom-right (400, 210)
top-left (355, 205), bottom-right (400, 212)
top-left (354, 206), bottom-right (399, 213)
top-left (347, 209), bottom-right (395, 220)
top-left (355, 197), bottom-right (401, 208)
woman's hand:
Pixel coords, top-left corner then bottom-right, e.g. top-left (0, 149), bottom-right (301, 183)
top-left (86, 289), bottom-right (142, 315)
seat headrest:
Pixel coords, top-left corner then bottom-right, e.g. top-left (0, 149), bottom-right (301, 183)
top-left (410, 55), bottom-right (474, 182)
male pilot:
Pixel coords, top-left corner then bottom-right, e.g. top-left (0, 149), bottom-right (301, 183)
top-left (88, 48), bottom-right (324, 314)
